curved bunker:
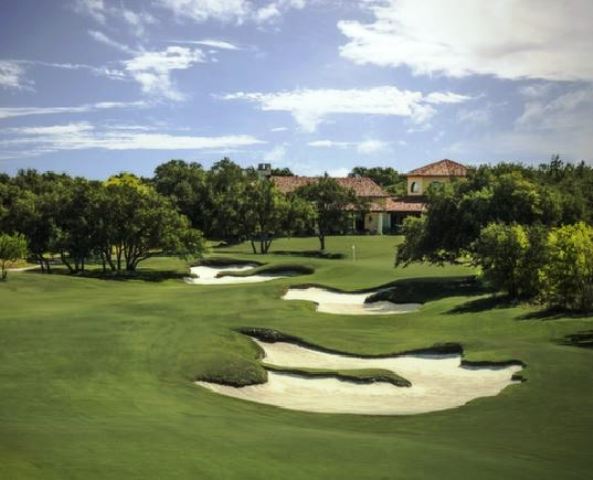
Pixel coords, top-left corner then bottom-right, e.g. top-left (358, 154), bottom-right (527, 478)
top-left (197, 336), bottom-right (524, 415)
top-left (282, 286), bottom-right (421, 315)
top-left (185, 262), bottom-right (310, 285)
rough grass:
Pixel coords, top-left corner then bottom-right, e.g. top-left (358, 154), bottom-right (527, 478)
top-left (1, 235), bottom-right (592, 480)
top-left (263, 364), bottom-right (412, 387)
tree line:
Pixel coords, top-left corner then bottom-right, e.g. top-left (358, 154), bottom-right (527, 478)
top-left (0, 158), bottom-right (363, 277)
top-left (397, 156), bottom-right (593, 311)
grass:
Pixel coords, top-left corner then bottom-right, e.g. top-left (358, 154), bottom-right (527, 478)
top-left (0, 235), bottom-right (592, 479)
top-left (262, 365), bottom-right (412, 387)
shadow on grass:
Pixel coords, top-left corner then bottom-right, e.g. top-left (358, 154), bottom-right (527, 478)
top-left (518, 307), bottom-right (593, 321)
top-left (557, 330), bottom-right (593, 349)
top-left (366, 276), bottom-right (488, 305)
top-left (448, 294), bottom-right (519, 314)
top-left (27, 267), bottom-right (186, 282)
top-left (270, 250), bottom-right (345, 260)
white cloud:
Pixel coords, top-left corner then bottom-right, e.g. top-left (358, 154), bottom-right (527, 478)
top-left (448, 87), bottom-right (593, 162)
top-left (0, 122), bottom-right (265, 158)
top-left (456, 107), bottom-right (492, 127)
top-left (515, 87), bottom-right (593, 131)
top-left (88, 30), bottom-right (136, 54)
top-left (338, 0), bottom-right (593, 81)
top-left (156, 0), bottom-right (306, 25)
top-left (173, 39), bottom-right (240, 50)
top-left (74, 0), bottom-right (106, 23)
top-left (424, 92), bottom-right (472, 105)
top-left (270, 127), bottom-right (288, 132)
top-left (356, 139), bottom-right (389, 154)
top-left (222, 86), bottom-right (470, 131)
top-left (0, 100), bottom-right (147, 120)
top-left (74, 0), bottom-right (155, 37)
top-left (124, 46), bottom-right (205, 100)
top-left (308, 138), bottom-right (391, 154)
top-left (263, 144), bottom-right (287, 162)
top-left (0, 61), bottom-right (33, 91)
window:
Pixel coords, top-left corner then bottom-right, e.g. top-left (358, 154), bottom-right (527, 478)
top-left (410, 181), bottom-right (420, 193)
top-left (429, 181), bottom-right (442, 190)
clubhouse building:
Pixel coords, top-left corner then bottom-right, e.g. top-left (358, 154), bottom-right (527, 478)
top-left (260, 158), bottom-right (468, 235)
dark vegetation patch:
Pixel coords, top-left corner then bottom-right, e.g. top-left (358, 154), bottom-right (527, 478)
top-left (238, 327), bottom-right (463, 357)
top-left (519, 307), bottom-right (593, 321)
top-left (557, 330), bottom-right (593, 349)
top-left (239, 327), bottom-right (525, 369)
top-left (28, 266), bottom-right (187, 283)
top-left (192, 257), bottom-right (262, 268)
top-left (194, 352), bottom-right (267, 387)
top-left (217, 263), bottom-right (314, 278)
top-left (263, 364), bottom-right (412, 387)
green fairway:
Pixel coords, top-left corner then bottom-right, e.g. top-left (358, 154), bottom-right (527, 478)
top-left (1, 235), bottom-right (592, 479)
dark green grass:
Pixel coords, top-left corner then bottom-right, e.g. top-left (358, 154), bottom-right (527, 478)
top-left (262, 365), bottom-right (412, 387)
top-left (1, 235), bottom-right (592, 479)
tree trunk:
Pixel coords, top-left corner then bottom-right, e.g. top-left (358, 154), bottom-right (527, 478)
top-left (250, 239), bottom-right (257, 254)
top-left (60, 252), bottom-right (75, 273)
top-left (319, 234), bottom-right (325, 251)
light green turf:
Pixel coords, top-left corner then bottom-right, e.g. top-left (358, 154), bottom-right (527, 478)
top-left (1, 235), bottom-right (592, 479)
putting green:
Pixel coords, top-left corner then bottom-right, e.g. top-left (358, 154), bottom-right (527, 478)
top-left (1, 235), bottom-right (592, 479)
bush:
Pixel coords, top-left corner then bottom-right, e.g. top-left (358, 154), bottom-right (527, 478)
top-left (541, 222), bottom-right (593, 312)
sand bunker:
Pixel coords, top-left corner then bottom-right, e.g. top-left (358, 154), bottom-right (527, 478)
top-left (282, 287), bottom-right (420, 315)
top-left (185, 265), bottom-right (288, 285)
top-left (197, 338), bottom-right (523, 415)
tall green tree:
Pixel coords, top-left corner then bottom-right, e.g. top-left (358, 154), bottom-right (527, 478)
top-left (153, 160), bottom-right (209, 230)
top-left (296, 175), bottom-right (358, 251)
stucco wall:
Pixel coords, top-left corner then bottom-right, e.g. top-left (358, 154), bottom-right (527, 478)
top-left (407, 176), bottom-right (451, 195)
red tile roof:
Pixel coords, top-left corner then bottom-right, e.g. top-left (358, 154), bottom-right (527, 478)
top-left (407, 159), bottom-right (468, 177)
top-left (271, 176), bottom-right (388, 197)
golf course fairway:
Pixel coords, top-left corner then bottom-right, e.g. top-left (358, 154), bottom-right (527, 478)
top-left (1, 236), bottom-right (592, 479)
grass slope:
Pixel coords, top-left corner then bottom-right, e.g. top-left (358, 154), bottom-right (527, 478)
top-left (0, 235), bottom-right (592, 479)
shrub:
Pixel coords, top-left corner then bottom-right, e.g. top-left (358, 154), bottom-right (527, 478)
top-left (541, 222), bottom-right (593, 312)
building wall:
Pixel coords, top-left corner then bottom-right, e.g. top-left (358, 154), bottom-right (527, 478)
top-left (407, 175), bottom-right (451, 196)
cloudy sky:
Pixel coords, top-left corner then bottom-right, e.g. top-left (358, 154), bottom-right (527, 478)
top-left (1, 0), bottom-right (592, 178)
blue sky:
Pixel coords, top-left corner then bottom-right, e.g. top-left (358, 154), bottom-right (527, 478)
top-left (1, 0), bottom-right (592, 178)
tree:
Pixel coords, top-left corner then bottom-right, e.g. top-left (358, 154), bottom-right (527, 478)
top-left (98, 182), bottom-right (204, 271)
top-left (471, 223), bottom-right (531, 298)
top-left (153, 160), bottom-right (209, 230)
top-left (0, 233), bottom-right (28, 280)
top-left (243, 179), bottom-right (288, 254)
top-left (541, 222), bottom-right (593, 311)
top-left (206, 158), bottom-right (253, 242)
top-left (349, 166), bottom-right (406, 195)
top-left (295, 175), bottom-right (358, 251)
top-left (270, 167), bottom-right (294, 176)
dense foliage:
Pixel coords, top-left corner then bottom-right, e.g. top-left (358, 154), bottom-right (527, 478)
top-left (397, 157), bottom-right (593, 311)
top-left (295, 175), bottom-right (360, 251)
top-left (349, 166), bottom-right (407, 196)
top-left (0, 232), bottom-right (27, 280)
top-left (0, 170), bottom-right (204, 273)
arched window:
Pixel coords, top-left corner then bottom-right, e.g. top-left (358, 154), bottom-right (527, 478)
top-left (410, 181), bottom-right (420, 193)
top-left (429, 181), bottom-right (442, 190)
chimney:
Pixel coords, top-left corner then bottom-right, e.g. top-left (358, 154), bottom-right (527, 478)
top-left (257, 163), bottom-right (272, 179)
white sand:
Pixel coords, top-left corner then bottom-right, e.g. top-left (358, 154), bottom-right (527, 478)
top-left (282, 287), bottom-right (420, 315)
top-left (185, 265), bottom-right (288, 285)
top-left (197, 338), bottom-right (523, 415)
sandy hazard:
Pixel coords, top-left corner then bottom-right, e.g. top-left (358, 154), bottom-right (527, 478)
top-left (185, 265), bottom-right (288, 285)
top-left (282, 287), bottom-right (421, 315)
top-left (197, 338), bottom-right (523, 415)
